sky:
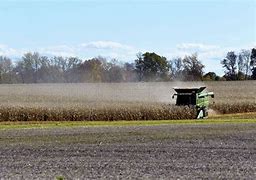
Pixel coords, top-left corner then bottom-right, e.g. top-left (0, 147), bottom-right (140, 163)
top-left (0, 0), bottom-right (255, 75)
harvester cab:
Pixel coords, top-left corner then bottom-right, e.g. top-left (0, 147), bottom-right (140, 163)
top-left (172, 87), bottom-right (214, 119)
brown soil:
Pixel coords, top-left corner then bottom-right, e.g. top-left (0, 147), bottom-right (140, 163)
top-left (0, 123), bottom-right (255, 179)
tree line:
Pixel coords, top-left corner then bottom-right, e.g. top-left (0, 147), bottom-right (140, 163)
top-left (0, 48), bottom-right (255, 83)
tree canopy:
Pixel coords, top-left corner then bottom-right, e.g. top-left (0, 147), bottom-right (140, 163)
top-left (135, 52), bottom-right (169, 81)
top-left (0, 47), bottom-right (255, 84)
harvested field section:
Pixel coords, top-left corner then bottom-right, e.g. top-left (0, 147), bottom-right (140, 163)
top-left (0, 123), bottom-right (256, 179)
top-left (206, 81), bottom-right (256, 104)
top-left (0, 81), bottom-right (254, 105)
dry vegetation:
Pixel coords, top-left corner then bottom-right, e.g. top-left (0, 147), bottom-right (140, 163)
top-left (206, 81), bottom-right (256, 114)
top-left (0, 81), bottom-right (255, 121)
top-left (0, 105), bottom-right (196, 121)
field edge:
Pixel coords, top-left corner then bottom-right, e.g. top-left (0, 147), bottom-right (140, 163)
top-left (1, 112), bottom-right (256, 130)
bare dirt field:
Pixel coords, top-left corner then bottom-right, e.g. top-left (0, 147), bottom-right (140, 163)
top-left (1, 123), bottom-right (256, 179)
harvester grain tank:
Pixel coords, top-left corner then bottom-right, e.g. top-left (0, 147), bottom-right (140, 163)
top-left (172, 87), bottom-right (214, 119)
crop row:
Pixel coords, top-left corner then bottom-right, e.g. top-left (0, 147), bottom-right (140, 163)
top-left (211, 102), bottom-right (256, 114)
top-left (0, 102), bottom-right (255, 121)
top-left (0, 105), bottom-right (196, 121)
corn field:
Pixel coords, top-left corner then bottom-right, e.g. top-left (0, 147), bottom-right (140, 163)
top-left (0, 105), bottom-right (196, 121)
top-left (0, 81), bottom-right (255, 121)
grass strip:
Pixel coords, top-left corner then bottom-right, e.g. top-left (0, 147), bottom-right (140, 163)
top-left (0, 117), bottom-right (256, 130)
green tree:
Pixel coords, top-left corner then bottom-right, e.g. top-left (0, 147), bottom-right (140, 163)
top-left (203, 72), bottom-right (220, 81)
top-left (135, 52), bottom-right (169, 81)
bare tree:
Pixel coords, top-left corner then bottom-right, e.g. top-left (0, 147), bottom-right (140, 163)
top-left (182, 53), bottom-right (204, 81)
top-left (238, 50), bottom-right (251, 80)
top-left (0, 56), bottom-right (13, 83)
top-left (170, 57), bottom-right (183, 80)
top-left (16, 52), bottom-right (41, 83)
top-left (221, 51), bottom-right (237, 80)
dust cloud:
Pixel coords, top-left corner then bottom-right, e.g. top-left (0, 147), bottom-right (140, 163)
top-left (0, 82), bottom-right (208, 107)
top-left (208, 109), bottom-right (219, 116)
top-left (0, 81), bottom-right (255, 109)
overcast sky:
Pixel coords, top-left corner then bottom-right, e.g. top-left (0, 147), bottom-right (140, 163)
top-left (0, 0), bottom-right (255, 75)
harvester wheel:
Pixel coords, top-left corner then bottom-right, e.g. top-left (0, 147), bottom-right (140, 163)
top-left (196, 108), bottom-right (204, 119)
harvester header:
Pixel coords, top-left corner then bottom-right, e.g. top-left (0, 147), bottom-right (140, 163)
top-left (173, 87), bottom-right (206, 95)
top-left (172, 86), bottom-right (214, 119)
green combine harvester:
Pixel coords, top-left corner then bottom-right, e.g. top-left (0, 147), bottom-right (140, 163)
top-left (172, 87), bottom-right (214, 119)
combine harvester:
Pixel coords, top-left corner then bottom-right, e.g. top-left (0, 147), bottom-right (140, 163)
top-left (172, 87), bottom-right (214, 119)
